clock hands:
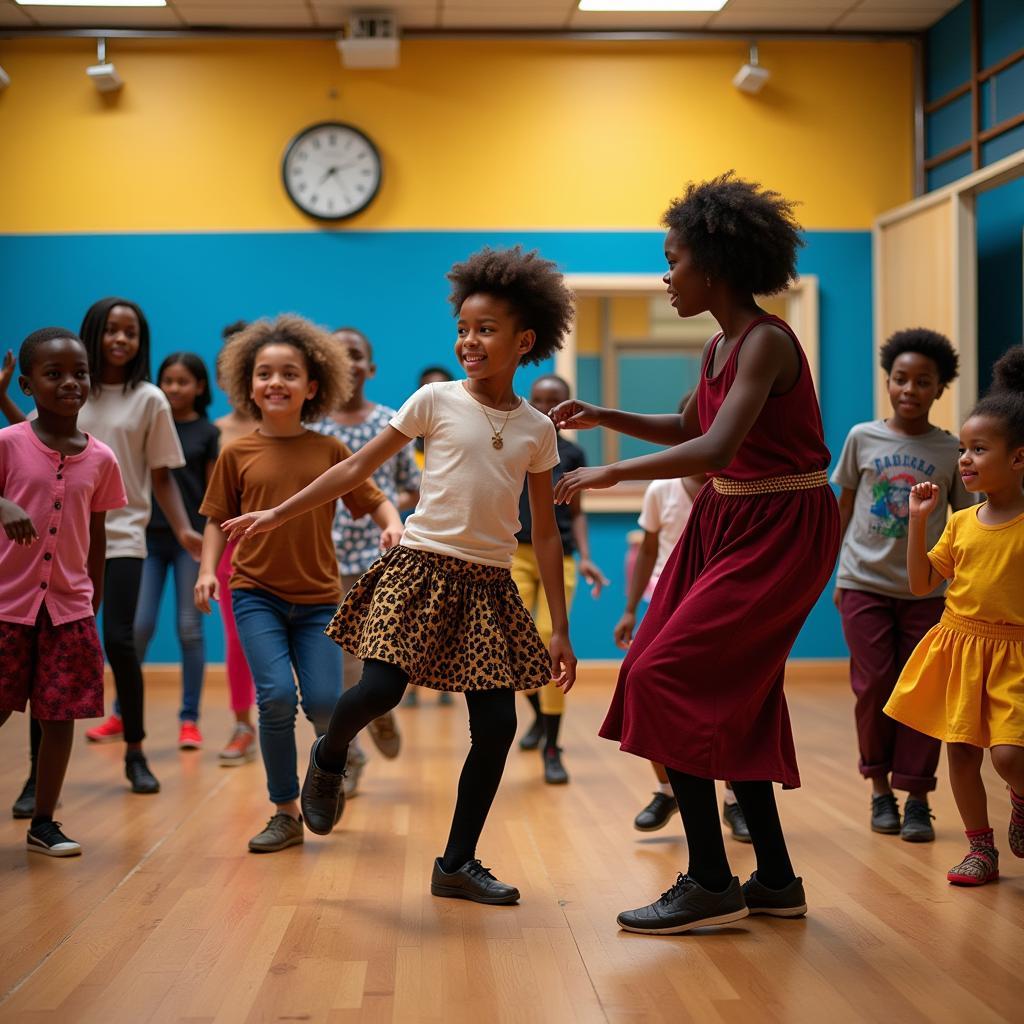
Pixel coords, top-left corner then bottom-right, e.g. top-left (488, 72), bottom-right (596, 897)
top-left (318, 166), bottom-right (339, 185)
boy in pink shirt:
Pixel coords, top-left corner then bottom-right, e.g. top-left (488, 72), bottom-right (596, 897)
top-left (0, 328), bottom-right (125, 856)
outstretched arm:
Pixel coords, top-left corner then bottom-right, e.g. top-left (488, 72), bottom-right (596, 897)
top-left (222, 426), bottom-right (412, 540)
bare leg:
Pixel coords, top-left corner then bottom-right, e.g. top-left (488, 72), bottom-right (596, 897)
top-left (34, 720), bottom-right (75, 819)
top-left (990, 745), bottom-right (1024, 795)
top-left (947, 742), bottom-right (988, 831)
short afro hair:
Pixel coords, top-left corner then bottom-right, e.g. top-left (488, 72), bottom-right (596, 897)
top-left (880, 328), bottom-right (959, 386)
top-left (446, 246), bottom-right (575, 365)
top-left (972, 345), bottom-right (1024, 447)
top-left (217, 315), bottom-right (352, 422)
top-left (19, 327), bottom-right (85, 375)
top-left (663, 171), bottom-right (803, 296)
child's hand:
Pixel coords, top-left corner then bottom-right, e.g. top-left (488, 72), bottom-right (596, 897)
top-left (578, 558), bottom-right (610, 598)
top-left (549, 630), bottom-right (577, 693)
top-left (614, 611), bottom-right (636, 649)
top-left (0, 350), bottom-right (14, 396)
top-left (221, 508), bottom-right (279, 541)
top-left (553, 465), bottom-right (619, 505)
top-left (178, 527), bottom-right (204, 562)
top-left (194, 572), bottom-right (219, 614)
top-left (909, 482), bottom-right (939, 520)
top-left (549, 399), bottom-right (603, 431)
top-left (379, 525), bottom-right (403, 551)
top-left (0, 498), bottom-right (37, 545)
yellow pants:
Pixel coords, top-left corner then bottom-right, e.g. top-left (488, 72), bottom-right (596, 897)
top-left (511, 544), bottom-right (576, 715)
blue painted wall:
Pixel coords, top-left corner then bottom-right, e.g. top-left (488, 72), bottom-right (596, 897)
top-left (1, 228), bottom-right (871, 663)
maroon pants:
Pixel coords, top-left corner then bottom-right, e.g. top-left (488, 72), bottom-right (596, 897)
top-left (838, 588), bottom-right (944, 793)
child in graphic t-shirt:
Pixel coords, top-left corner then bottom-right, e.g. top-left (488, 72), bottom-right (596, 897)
top-left (832, 329), bottom-right (974, 842)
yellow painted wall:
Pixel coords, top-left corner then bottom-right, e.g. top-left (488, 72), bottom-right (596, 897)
top-left (0, 37), bottom-right (914, 233)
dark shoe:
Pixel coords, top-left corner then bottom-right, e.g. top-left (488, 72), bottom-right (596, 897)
top-left (430, 858), bottom-right (520, 905)
top-left (722, 800), bottom-right (752, 843)
top-left (519, 718), bottom-right (544, 751)
top-left (248, 813), bottom-right (304, 853)
top-left (871, 793), bottom-right (900, 834)
top-left (300, 736), bottom-right (346, 836)
top-left (543, 746), bottom-right (569, 785)
top-left (367, 712), bottom-right (401, 759)
top-left (12, 776), bottom-right (35, 819)
top-left (125, 754), bottom-right (160, 794)
top-left (617, 874), bottom-right (748, 935)
top-left (900, 798), bottom-right (935, 843)
top-left (741, 872), bottom-right (807, 917)
top-left (27, 820), bottom-right (81, 858)
top-left (634, 792), bottom-right (678, 832)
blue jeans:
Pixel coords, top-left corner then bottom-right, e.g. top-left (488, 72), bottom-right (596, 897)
top-left (131, 532), bottom-right (205, 723)
top-left (231, 587), bottom-right (342, 804)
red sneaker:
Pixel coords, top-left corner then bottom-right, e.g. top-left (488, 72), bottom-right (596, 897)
top-left (178, 721), bottom-right (203, 750)
top-left (85, 714), bottom-right (123, 743)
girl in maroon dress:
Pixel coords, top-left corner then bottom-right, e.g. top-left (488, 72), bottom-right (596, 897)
top-left (553, 173), bottom-right (840, 934)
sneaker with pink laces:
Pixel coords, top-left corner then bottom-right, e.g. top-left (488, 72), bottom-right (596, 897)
top-left (178, 721), bottom-right (203, 750)
top-left (1010, 791), bottom-right (1024, 858)
top-left (219, 724), bottom-right (257, 765)
top-left (85, 714), bottom-right (123, 743)
top-left (947, 828), bottom-right (999, 886)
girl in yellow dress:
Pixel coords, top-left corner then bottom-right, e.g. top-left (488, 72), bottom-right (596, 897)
top-left (885, 346), bottom-right (1024, 886)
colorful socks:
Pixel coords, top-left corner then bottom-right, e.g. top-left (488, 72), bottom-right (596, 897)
top-left (1010, 791), bottom-right (1024, 858)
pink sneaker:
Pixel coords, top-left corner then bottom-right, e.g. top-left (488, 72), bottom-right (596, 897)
top-left (178, 721), bottom-right (203, 750)
top-left (85, 714), bottom-right (123, 743)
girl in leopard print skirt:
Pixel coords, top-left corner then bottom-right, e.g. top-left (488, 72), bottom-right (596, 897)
top-left (223, 246), bottom-right (578, 905)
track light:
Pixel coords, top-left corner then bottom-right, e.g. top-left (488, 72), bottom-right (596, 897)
top-left (733, 42), bottom-right (770, 95)
top-left (86, 38), bottom-right (123, 93)
top-left (0, 66), bottom-right (9, 91)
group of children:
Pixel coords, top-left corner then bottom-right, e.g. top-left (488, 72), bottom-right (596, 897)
top-left (0, 172), bottom-right (1022, 931)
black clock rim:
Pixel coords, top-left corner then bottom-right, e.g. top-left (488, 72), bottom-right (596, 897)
top-left (281, 121), bottom-right (383, 223)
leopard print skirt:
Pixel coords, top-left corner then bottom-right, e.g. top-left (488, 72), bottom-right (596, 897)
top-left (325, 545), bottom-right (552, 692)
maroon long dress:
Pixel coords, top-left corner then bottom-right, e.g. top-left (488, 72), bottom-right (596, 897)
top-left (599, 314), bottom-right (840, 788)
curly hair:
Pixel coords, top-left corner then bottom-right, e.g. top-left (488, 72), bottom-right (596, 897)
top-left (446, 246), bottom-right (575, 365)
top-left (217, 315), bottom-right (352, 422)
top-left (972, 345), bottom-right (1024, 447)
top-left (879, 328), bottom-right (959, 385)
top-left (662, 172), bottom-right (803, 296)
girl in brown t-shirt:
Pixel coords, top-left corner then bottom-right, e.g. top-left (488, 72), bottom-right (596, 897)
top-left (195, 316), bottom-right (401, 855)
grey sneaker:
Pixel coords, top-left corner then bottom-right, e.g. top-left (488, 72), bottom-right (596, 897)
top-left (617, 874), bottom-right (748, 934)
top-left (741, 872), bottom-right (807, 917)
top-left (871, 793), bottom-right (901, 834)
top-left (248, 813), bottom-right (304, 853)
top-left (900, 798), bottom-right (935, 843)
top-left (344, 745), bottom-right (367, 798)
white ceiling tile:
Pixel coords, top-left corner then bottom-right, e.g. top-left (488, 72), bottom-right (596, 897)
top-left (308, 3), bottom-right (439, 28)
top-left (718, 0), bottom-right (851, 9)
top-left (174, 4), bottom-right (315, 27)
top-left (852, 0), bottom-right (956, 9)
top-left (834, 9), bottom-right (948, 30)
top-left (710, 8), bottom-right (842, 29)
top-left (569, 11), bottom-right (717, 29)
top-left (441, 7), bottom-right (569, 29)
top-left (21, 6), bottom-right (185, 27)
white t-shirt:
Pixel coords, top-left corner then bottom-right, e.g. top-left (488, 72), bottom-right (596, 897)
top-left (78, 382), bottom-right (185, 559)
top-left (638, 478), bottom-right (694, 597)
top-left (391, 380), bottom-right (559, 567)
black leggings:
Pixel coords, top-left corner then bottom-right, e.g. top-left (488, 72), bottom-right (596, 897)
top-left (103, 558), bottom-right (146, 745)
top-left (319, 660), bottom-right (518, 871)
top-left (666, 767), bottom-right (796, 892)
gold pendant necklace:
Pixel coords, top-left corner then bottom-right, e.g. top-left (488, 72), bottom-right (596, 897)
top-left (479, 402), bottom-right (515, 450)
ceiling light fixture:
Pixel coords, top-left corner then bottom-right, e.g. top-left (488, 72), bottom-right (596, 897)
top-left (86, 38), bottom-right (123, 93)
top-left (17, 1), bottom-right (165, 7)
top-left (733, 42), bottom-right (770, 95)
top-left (577, 1), bottom-right (727, 11)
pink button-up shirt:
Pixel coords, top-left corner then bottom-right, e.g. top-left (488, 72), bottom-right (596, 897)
top-left (0, 422), bottom-right (126, 626)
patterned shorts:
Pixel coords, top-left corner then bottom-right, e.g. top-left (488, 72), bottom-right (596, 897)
top-left (326, 545), bottom-right (552, 693)
top-left (0, 607), bottom-right (105, 720)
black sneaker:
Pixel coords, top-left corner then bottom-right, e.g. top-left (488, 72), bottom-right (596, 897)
top-left (430, 858), bottom-right (520, 905)
top-left (741, 872), bottom-right (807, 917)
top-left (617, 874), bottom-right (748, 935)
top-left (871, 793), bottom-right (900, 834)
top-left (519, 718), bottom-right (544, 751)
top-left (125, 754), bottom-right (160, 794)
top-left (300, 736), bottom-right (346, 836)
top-left (634, 792), bottom-right (678, 832)
top-left (722, 800), bottom-right (752, 843)
top-left (27, 820), bottom-right (81, 857)
top-left (900, 798), bottom-right (935, 843)
top-left (543, 746), bottom-right (569, 785)
top-left (12, 776), bottom-right (35, 819)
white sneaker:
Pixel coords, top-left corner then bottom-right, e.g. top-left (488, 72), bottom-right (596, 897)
top-left (27, 820), bottom-right (82, 857)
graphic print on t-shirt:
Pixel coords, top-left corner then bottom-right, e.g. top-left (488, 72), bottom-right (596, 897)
top-left (869, 454), bottom-right (936, 539)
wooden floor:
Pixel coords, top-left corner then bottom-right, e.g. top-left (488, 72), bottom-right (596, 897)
top-left (0, 665), bottom-right (1020, 1024)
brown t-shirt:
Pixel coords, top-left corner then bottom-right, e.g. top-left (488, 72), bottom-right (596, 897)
top-left (201, 429), bottom-right (386, 605)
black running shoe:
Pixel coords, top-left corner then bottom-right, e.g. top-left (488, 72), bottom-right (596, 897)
top-left (634, 792), bottom-right (678, 832)
top-left (519, 718), bottom-right (544, 751)
top-left (871, 793), bottom-right (900, 834)
top-left (12, 776), bottom-right (35, 819)
top-left (125, 754), bottom-right (160, 794)
top-left (900, 798), bottom-right (935, 843)
top-left (430, 858), bottom-right (520, 905)
top-left (27, 820), bottom-right (81, 857)
top-left (722, 800), bottom-right (752, 843)
top-left (617, 874), bottom-right (748, 934)
top-left (300, 736), bottom-right (346, 836)
top-left (741, 872), bottom-right (807, 917)
top-left (543, 746), bottom-right (569, 785)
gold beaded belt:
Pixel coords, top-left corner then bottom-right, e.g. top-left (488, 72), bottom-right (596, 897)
top-left (711, 469), bottom-right (829, 496)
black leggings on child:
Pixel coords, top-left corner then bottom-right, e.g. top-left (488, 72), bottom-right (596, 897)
top-left (665, 767), bottom-right (796, 892)
top-left (318, 659), bottom-right (518, 872)
top-left (103, 558), bottom-right (147, 744)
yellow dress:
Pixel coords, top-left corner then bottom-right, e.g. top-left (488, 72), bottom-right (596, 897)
top-left (884, 505), bottom-right (1024, 748)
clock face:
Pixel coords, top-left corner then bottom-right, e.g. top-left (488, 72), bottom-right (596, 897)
top-left (281, 122), bottom-right (382, 221)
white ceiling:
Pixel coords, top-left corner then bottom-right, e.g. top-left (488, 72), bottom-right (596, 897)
top-left (0, 0), bottom-right (962, 33)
